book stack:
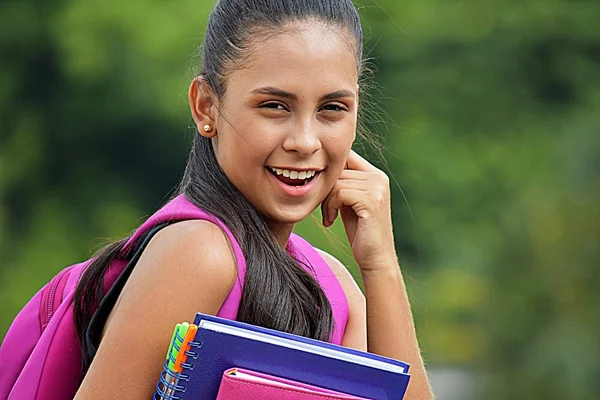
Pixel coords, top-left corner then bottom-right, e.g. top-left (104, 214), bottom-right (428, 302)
top-left (154, 313), bottom-right (411, 399)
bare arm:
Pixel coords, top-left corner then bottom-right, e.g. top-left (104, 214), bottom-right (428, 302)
top-left (361, 261), bottom-right (433, 399)
top-left (320, 150), bottom-right (433, 399)
top-left (316, 249), bottom-right (433, 400)
top-left (74, 220), bottom-right (238, 399)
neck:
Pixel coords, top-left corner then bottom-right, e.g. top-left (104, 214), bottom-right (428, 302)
top-left (266, 221), bottom-right (295, 249)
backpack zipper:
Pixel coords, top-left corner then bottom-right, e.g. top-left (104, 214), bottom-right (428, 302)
top-left (41, 267), bottom-right (71, 329)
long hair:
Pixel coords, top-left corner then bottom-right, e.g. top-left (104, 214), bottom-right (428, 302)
top-left (74, 0), bottom-right (363, 372)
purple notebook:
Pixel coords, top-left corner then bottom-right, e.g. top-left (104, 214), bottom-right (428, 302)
top-left (155, 312), bottom-right (411, 400)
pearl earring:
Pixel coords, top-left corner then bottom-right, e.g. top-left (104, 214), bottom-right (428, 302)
top-left (203, 124), bottom-right (213, 133)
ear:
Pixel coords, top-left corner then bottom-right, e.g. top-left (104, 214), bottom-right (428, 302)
top-left (189, 76), bottom-right (218, 138)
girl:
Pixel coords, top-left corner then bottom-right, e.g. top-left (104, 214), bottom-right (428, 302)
top-left (72, 0), bottom-right (433, 398)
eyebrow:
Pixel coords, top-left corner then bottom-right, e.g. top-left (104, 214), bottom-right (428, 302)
top-left (251, 87), bottom-right (355, 102)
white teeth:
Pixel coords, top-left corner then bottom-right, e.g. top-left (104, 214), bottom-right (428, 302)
top-left (269, 167), bottom-right (318, 180)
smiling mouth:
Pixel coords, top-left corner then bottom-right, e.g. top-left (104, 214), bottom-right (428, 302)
top-left (267, 167), bottom-right (319, 186)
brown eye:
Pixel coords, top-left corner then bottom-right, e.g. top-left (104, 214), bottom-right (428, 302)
top-left (260, 102), bottom-right (288, 111)
top-left (320, 103), bottom-right (348, 112)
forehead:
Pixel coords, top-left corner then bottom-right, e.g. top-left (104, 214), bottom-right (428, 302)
top-left (226, 22), bottom-right (359, 96)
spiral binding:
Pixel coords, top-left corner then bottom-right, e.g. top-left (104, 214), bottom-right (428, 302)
top-left (154, 340), bottom-right (202, 400)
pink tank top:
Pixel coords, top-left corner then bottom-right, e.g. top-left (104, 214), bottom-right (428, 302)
top-left (124, 194), bottom-right (349, 344)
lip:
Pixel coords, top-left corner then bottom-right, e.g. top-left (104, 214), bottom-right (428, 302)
top-left (268, 166), bottom-right (324, 172)
top-left (267, 168), bottom-right (321, 197)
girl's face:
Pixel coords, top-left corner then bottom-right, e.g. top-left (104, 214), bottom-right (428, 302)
top-left (209, 24), bottom-right (359, 231)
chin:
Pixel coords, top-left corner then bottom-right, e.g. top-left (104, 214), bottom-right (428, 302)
top-left (265, 205), bottom-right (316, 225)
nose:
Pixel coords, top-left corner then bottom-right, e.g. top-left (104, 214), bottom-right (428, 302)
top-left (282, 117), bottom-right (322, 157)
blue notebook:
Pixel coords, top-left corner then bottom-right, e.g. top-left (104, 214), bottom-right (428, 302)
top-left (154, 312), bottom-right (411, 400)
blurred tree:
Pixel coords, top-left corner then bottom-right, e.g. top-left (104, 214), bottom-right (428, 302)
top-left (356, 1), bottom-right (600, 398)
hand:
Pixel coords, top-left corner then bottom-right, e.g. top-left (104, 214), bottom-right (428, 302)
top-left (321, 150), bottom-right (397, 271)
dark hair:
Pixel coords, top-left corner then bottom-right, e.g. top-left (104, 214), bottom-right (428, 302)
top-left (75, 0), bottom-right (364, 372)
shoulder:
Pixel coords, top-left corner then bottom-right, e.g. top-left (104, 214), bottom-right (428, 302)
top-left (104, 219), bottom-right (238, 334)
top-left (140, 219), bottom-right (238, 297)
top-left (81, 220), bottom-right (238, 398)
top-left (314, 248), bottom-right (365, 307)
top-left (149, 219), bottom-right (238, 267)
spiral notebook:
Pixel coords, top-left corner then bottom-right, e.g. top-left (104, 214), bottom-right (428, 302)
top-left (154, 313), bottom-right (411, 400)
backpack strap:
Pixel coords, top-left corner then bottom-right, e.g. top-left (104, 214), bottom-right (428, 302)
top-left (83, 222), bottom-right (170, 365)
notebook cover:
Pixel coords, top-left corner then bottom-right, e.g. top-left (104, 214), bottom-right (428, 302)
top-left (216, 367), bottom-right (369, 399)
top-left (177, 313), bottom-right (410, 400)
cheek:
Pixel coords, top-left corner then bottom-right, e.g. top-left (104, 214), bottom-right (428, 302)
top-left (325, 129), bottom-right (354, 163)
top-left (215, 113), bottom-right (261, 160)
top-left (218, 139), bottom-right (260, 172)
top-left (214, 129), bottom-right (274, 182)
top-left (322, 136), bottom-right (353, 188)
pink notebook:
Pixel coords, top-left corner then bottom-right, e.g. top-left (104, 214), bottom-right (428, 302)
top-left (216, 368), bottom-right (370, 400)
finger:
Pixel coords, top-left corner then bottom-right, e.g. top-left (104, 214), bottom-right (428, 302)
top-left (337, 169), bottom-right (372, 181)
top-left (324, 188), bottom-right (365, 227)
top-left (345, 150), bottom-right (378, 172)
top-left (333, 179), bottom-right (371, 191)
top-left (321, 179), bottom-right (368, 226)
top-left (324, 190), bottom-right (343, 228)
top-left (321, 188), bottom-right (336, 227)
top-left (322, 187), bottom-right (344, 228)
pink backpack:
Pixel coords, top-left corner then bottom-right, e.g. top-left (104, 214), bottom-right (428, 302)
top-left (0, 195), bottom-right (248, 400)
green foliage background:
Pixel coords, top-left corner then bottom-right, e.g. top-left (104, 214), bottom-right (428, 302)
top-left (1, 1), bottom-right (598, 398)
